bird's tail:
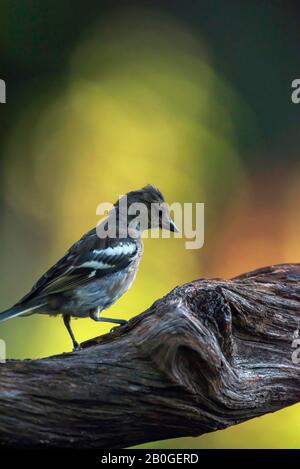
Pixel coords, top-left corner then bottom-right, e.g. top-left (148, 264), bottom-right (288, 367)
top-left (0, 304), bottom-right (42, 322)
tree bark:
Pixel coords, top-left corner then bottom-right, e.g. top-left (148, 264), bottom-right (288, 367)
top-left (0, 263), bottom-right (300, 448)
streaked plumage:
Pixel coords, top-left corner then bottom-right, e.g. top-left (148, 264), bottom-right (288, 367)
top-left (0, 185), bottom-right (177, 350)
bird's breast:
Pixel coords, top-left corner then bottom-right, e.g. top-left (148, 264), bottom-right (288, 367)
top-left (72, 256), bottom-right (141, 315)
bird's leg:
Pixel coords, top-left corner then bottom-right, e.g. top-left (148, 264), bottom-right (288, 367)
top-left (63, 315), bottom-right (81, 351)
top-left (90, 308), bottom-right (127, 326)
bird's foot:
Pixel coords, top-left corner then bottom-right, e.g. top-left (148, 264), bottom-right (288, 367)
top-left (110, 320), bottom-right (127, 333)
top-left (72, 342), bottom-right (82, 352)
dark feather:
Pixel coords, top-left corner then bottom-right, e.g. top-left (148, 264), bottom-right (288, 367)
top-left (16, 229), bottom-right (138, 302)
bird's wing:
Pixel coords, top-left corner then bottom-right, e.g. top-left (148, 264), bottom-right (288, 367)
top-left (17, 229), bottom-right (138, 302)
top-left (40, 240), bottom-right (138, 296)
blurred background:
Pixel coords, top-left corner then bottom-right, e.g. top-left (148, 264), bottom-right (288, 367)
top-left (0, 0), bottom-right (300, 448)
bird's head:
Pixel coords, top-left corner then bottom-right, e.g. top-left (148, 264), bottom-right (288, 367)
top-left (114, 184), bottom-right (178, 234)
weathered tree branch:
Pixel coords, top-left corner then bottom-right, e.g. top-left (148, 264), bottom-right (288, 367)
top-left (0, 263), bottom-right (300, 448)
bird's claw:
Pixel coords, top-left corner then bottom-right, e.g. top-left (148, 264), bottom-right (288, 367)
top-left (72, 343), bottom-right (82, 352)
top-left (110, 321), bottom-right (127, 333)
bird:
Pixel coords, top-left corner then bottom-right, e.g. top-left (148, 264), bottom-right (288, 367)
top-left (0, 185), bottom-right (178, 350)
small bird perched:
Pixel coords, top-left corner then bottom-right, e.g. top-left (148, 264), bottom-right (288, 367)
top-left (0, 185), bottom-right (178, 350)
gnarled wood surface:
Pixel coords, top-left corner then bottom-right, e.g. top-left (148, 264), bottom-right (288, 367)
top-left (0, 263), bottom-right (300, 448)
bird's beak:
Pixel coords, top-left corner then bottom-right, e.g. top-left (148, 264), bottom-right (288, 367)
top-left (159, 211), bottom-right (179, 233)
top-left (168, 219), bottom-right (179, 233)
